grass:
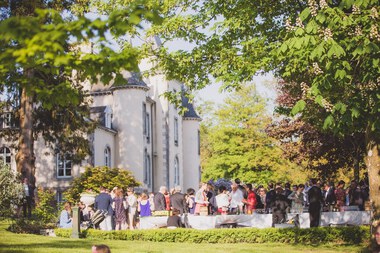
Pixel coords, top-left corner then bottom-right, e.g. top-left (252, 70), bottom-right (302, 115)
top-left (0, 221), bottom-right (368, 253)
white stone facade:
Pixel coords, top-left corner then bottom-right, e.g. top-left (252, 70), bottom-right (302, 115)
top-left (0, 69), bottom-right (201, 196)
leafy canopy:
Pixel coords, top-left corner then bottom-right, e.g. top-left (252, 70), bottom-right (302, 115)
top-left (200, 84), bottom-right (308, 185)
top-left (65, 166), bottom-right (140, 202)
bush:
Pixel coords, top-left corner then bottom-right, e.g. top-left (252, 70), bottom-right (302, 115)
top-left (8, 218), bottom-right (56, 234)
top-left (0, 164), bottom-right (24, 218)
top-left (65, 166), bottom-right (140, 202)
top-left (55, 226), bottom-right (370, 244)
top-left (34, 187), bottom-right (59, 224)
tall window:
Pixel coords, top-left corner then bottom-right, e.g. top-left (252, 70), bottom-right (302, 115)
top-left (0, 147), bottom-right (11, 166)
top-left (144, 149), bottom-right (151, 187)
top-left (104, 146), bottom-right (111, 167)
top-left (174, 117), bottom-right (178, 146)
top-left (146, 112), bottom-right (150, 143)
top-left (56, 154), bottom-right (72, 178)
top-left (174, 156), bottom-right (179, 185)
top-left (104, 106), bottom-right (112, 129)
top-left (143, 103), bottom-right (147, 135)
top-left (198, 130), bottom-right (201, 155)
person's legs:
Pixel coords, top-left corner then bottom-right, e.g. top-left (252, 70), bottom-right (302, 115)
top-left (309, 204), bottom-right (320, 227)
top-left (105, 215), bottom-right (113, 231)
top-left (128, 212), bottom-right (135, 230)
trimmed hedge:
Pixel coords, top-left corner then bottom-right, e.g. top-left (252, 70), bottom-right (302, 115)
top-left (55, 226), bottom-right (370, 244)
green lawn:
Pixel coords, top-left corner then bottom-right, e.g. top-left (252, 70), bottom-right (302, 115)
top-left (0, 221), bottom-right (368, 253)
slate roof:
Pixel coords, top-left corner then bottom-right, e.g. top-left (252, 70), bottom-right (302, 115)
top-left (182, 96), bottom-right (201, 120)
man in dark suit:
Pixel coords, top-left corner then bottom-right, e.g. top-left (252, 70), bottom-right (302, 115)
top-left (308, 179), bottom-right (323, 227)
top-left (323, 182), bottom-right (336, 211)
top-left (170, 185), bottom-right (187, 214)
top-left (153, 186), bottom-right (167, 211)
top-left (265, 182), bottom-right (276, 213)
top-left (94, 186), bottom-right (113, 231)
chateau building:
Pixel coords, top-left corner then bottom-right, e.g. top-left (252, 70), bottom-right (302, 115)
top-left (0, 50), bottom-right (201, 198)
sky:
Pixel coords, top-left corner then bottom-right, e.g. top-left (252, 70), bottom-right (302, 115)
top-left (196, 74), bottom-right (278, 114)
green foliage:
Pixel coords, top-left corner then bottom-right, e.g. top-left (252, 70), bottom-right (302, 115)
top-left (33, 188), bottom-right (59, 224)
top-left (0, 1), bottom-right (162, 175)
top-left (55, 226), bottom-right (370, 244)
top-left (0, 164), bottom-right (24, 218)
top-left (276, 2), bottom-right (380, 137)
top-left (8, 218), bottom-right (56, 234)
top-left (65, 166), bottom-right (140, 202)
top-left (200, 84), bottom-right (308, 185)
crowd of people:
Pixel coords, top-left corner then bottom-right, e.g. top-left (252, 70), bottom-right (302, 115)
top-left (59, 176), bottom-right (371, 230)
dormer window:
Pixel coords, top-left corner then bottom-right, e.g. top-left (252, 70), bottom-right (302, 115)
top-left (104, 106), bottom-right (112, 129)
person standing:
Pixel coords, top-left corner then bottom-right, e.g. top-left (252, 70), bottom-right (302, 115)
top-left (138, 192), bottom-right (152, 217)
top-left (22, 178), bottom-right (34, 218)
top-left (308, 179), bottom-right (323, 227)
top-left (271, 187), bottom-right (290, 226)
top-left (265, 182), bottom-right (276, 213)
top-left (335, 180), bottom-right (346, 211)
top-left (288, 184), bottom-right (305, 214)
top-left (230, 182), bottom-right (244, 214)
top-left (94, 186), bottom-right (113, 231)
top-left (112, 188), bottom-right (127, 230)
top-left (185, 188), bottom-right (196, 214)
top-left (244, 184), bottom-right (257, 214)
top-left (153, 186), bottom-right (167, 211)
top-left (323, 182), bottom-right (336, 211)
top-left (126, 187), bottom-right (137, 230)
top-left (170, 185), bottom-right (187, 215)
top-left (215, 185), bottom-right (230, 214)
top-left (194, 183), bottom-right (209, 215)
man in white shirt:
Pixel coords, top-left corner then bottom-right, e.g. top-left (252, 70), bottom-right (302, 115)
top-left (230, 182), bottom-right (244, 214)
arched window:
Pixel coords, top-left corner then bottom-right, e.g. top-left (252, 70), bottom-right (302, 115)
top-left (0, 146), bottom-right (11, 165)
top-left (104, 146), bottom-right (111, 167)
top-left (174, 156), bottom-right (179, 185)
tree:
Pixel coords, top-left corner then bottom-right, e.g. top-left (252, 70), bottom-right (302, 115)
top-left (199, 84), bottom-right (308, 185)
top-left (275, 0), bottom-right (380, 214)
top-left (65, 166), bottom-right (140, 202)
top-left (267, 80), bottom-right (366, 181)
top-left (0, 0), bottom-right (160, 187)
top-left (143, 0), bottom-right (380, 213)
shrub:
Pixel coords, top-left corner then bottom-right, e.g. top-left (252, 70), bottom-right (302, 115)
top-left (65, 166), bottom-right (140, 202)
top-left (8, 218), bottom-right (56, 234)
top-left (0, 164), bottom-right (24, 218)
top-left (34, 187), bottom-right (59, 224)
top-left (55, 226), bottom-right (370, 244)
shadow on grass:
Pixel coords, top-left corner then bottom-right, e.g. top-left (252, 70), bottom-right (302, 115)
top-left (0, 239), bottom-right (95, 252)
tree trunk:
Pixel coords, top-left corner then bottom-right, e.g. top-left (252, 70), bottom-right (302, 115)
top-left (16, 83), bottom-right (35, 188)
top-left (365, 127), bottom-right (380, 218)
top-left (353, 155), bottom-right (360, 182)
